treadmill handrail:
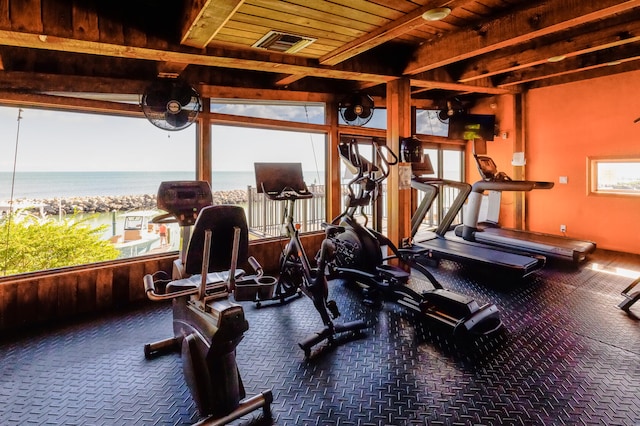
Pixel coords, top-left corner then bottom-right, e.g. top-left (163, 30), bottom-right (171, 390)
top-left (471, 180), bottom-right (554, 193)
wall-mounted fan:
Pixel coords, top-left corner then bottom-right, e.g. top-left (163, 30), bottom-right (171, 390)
top-left (339, 93), bottom-right (374, 126)
top-left (141, 78), bottom-right (201, 131)
top-left (437, 97), bottom-right (466, 122)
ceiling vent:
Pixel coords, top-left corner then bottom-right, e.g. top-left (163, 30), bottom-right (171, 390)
top-left (252, 30), bottom-right (316, 54)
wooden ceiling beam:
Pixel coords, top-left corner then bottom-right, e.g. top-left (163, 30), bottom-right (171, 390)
top-left (318, 0), bottom-right (471, 66)
top-left (497, 43), bottom-right (640, 87)
top-left (274, 74), bottom-right (306, 86)
top-left (0, 29), bottom-right (396, 85)
top-left (181, 0), bottom-right (245, 48)
top-left (458, 14), bottom-right (640, 83)
top-left (410, 78), bottom-right (513, 95)
top-left (0, 91), bottom-right (141, 115)
top-left (156, 62), bottom-right (189, 78)
top-left (0, 70), bottom-right (148, 93)
top-left (410, 68), bottom-right (514, 95)
top-left (404, 0), bottom-right (640, 75)
top-left (526, 57), bottom-right (640, 89)
top-left (200, 85), bottom-right (331, 102)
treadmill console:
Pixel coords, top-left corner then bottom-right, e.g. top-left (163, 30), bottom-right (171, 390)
top-left (157, 181), bottom-right (213, 226)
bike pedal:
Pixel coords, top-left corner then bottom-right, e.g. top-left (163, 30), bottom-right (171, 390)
top-left (327, 300), bottom-right (341, 319)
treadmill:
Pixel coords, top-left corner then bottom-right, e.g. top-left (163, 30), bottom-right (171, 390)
top-left (453, 152), bottom-right (596, 264)
top-left (401, 136), bottom-right (545, 279)
top-left (408, 176), bottom-right (545, 278)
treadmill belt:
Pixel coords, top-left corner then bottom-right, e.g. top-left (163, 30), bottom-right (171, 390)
top-left (415, 236), bottom-right (542, 276)
top-left (478, 227), bottom-right (596, 262)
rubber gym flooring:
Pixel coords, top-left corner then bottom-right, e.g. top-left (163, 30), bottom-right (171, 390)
top-left (1, 249), bottom-right (639, 425)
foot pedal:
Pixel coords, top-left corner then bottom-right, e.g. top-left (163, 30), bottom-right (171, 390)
top-left (376, 264), bottom-right (410, 284)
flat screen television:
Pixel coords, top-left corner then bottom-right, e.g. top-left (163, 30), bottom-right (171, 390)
top-left (448, 114), bottom-right (496, 141)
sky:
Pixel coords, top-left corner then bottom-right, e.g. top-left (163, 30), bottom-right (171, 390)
top-left (0, 103), bottom-right (329, 173)
top-left (0, 102), bottom-right (451, 175)
top-left (0, 106), bottom-right (195, 172)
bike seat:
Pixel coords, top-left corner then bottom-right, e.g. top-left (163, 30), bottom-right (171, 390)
top-left (166, 270), bottom-right (246, 294)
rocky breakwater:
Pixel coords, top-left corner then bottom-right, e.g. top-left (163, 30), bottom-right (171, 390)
top-left (17, 189), bottom-right (249, 215)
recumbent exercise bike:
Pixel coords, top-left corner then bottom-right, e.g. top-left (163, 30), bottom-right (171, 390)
top-left (325, 139), bottom-right (503, 337)
top-left (143, 181), bottom-right (273, 425)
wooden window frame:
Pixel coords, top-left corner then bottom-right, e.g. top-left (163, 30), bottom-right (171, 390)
top-left (588, 155), bottom-right (640, 197)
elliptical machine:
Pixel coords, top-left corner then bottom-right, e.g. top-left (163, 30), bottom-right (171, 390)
top-left (143, 181), bottom-right (272, 425)
top-left (326, 139), bottom-right (503, 337)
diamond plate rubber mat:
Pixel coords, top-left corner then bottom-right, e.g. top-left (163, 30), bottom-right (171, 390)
top-left (1, 249), bottom-right (639, 425)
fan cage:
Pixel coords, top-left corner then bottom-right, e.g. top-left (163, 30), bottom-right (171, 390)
top-left (141, 80), bottom-right (201, 131)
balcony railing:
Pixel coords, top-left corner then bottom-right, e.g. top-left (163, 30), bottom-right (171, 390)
top-left (246, 184), bottom-right (327, 238)
top-left (245, 182), bottom-right (461, 238)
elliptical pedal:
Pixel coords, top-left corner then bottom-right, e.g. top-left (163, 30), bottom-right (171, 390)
top-left (376, 264), bottom-right (410, 284)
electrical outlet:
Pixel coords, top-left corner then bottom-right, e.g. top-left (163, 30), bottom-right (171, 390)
top-left (560, 224), bottom-right (567, 233)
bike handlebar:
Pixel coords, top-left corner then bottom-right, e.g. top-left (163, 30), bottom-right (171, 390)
top-left (262, 186), bottom-right (313, 201)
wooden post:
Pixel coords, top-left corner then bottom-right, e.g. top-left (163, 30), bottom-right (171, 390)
top-left (326, 95), bottom-right (342, 222)
top-left (514, 92), bottom-right (526, 230)
top-left (386, 78), bottom-right (412, 247)
top-left (196, 103), bottom-right (212, 182)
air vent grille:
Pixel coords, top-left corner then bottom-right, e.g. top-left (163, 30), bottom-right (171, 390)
top-left (252, 30), bottom-right (316, 53)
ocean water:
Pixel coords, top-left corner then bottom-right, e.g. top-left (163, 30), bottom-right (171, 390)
top-left (0, 170), bottom-right (324, 200)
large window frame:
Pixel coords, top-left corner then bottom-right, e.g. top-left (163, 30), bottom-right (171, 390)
top-left (0, 105), bottom-right (197, 276)
top-left (412, 136), bottom-right (466, 232)
top-left (208, 99), bottom-right (330, 240)
top-left (588, 155), bottom-right (640, 197)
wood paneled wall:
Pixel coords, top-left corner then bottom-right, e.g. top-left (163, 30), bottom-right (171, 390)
top-left (0, 233), bottom-right (324, 333)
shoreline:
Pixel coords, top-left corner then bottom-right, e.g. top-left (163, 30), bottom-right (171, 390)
top-left (2, 190), bottom-right (249, 215)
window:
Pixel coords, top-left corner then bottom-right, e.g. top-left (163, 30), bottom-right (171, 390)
top-left (0, 106), bottom-right (196, 276)
top-left (338, 108), bottom-right (387, 129)
top-left (588, 155), bottom-right (640, 196)
top-left (412, 143), bottom-right (465, 234)
top-left (415, 109), bottom-right (448, 137)
top-left (211, 100), bottom-right (325, 124)
top-left (211, 124), bottom-right (326, 238)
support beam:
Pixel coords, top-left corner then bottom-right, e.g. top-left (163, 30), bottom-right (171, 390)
top-left (497, 43), bottom-right (640, 87)
top-left (404, 0), bottom-right (640, 75)
top-left (514, 93), bottom-right (525, 230)
top-left (386, 78), bottom-right (412, 247)
top-left (326, 97), bottom-right (342, 221)
top-left (318, 1), bottom-right (469, 66)
top-left (0, 30), bottom-right (396, 85)
top-left (196, 107), bottom-right (212, 182)
top-left (458, 13), bottom-right (640, 83)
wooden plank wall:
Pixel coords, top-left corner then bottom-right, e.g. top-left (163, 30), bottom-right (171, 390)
top-left (0, 233), bottom-right (324, 333)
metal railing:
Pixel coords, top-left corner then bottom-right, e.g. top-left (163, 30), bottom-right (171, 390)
top-left (245, 183), bottom-right (461, 238)
top-left (415, 184), bottom-right (463, 230)
top-left (246, 184), bottom-right (327, 238)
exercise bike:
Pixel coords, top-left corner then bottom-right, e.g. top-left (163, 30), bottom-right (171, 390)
top-left (143, 180), bottom-right (272, 425)
top-left (325, 139), bottom-right (503, 337)
top-left (253, 162), bottom-right (367, 357)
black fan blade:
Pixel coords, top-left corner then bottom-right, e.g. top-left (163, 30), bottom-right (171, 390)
top-left (438, 109), bottom-right (449, 121)
top-left (173, 84), bottom-right (195, 107)
top-left (342, 107), bottom-right (357, 122)
top-left (358, 106), bottom-right (372, 119)
top-left (144, 88), bottom-right (170, 113)
top-left (165, 110), bottom-right (189, 129)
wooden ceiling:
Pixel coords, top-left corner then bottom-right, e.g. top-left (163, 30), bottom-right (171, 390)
top-left (1, 0), bottom-right (639, 108)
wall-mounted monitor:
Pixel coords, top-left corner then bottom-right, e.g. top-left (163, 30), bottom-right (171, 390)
top-left (448, 114), bottom-right (496, 141)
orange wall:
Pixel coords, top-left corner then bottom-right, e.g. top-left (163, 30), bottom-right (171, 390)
top-left (525, 71), bottom-right (640, 254)
top-left (514, 71), bottom-right (640, 254)
top-left (465, 96), bottom-right (519, 229)
top-left (464, 72), bottom-right (640, 254)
